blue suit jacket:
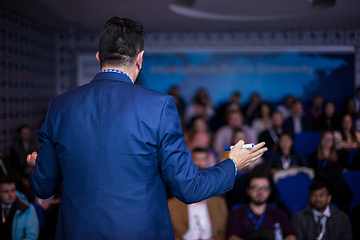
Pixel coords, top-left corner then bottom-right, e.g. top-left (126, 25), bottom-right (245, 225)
top-left (29, 71), bottom-right (235, 239)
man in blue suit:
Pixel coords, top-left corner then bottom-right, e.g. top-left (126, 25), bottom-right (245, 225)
top-left (27, 17), bottom-right (267, 239)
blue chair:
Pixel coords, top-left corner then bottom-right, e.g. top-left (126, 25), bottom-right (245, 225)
top-left (293, 131), bottom-right (321, 159)
top-left (276, 173), bottom-right (314, 212)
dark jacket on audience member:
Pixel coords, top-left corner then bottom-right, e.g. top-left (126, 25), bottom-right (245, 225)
top-left (283, 115), bottom-right (311, 135)
top-left (292, 204), bottom-right (352, 240)
top-left (265, 150), bottom-right (308, 169)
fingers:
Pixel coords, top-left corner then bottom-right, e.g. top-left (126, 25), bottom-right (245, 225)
top-left (250, 142), bottom-right (266, 152)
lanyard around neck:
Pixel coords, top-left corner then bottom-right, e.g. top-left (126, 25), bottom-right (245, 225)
top-left (318, 159), bottom-right (329, 168)
top-left (246, 208), bottom-right (266, 230)
top-left (98, 69), bottom-right (133, 83)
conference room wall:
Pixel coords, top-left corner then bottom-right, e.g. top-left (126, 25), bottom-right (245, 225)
top-left (0, 6), bottom-right (57, 153)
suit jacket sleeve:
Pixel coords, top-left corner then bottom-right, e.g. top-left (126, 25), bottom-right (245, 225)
top-left (29, 100), bottom-right (63, 199)
top-left (158, 96), bottom-right (235, 204)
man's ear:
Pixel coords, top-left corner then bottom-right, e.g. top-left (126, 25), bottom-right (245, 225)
top-left (96, 52), bottom-right (100, 63)
top-left (136, 51), bottom-right (144, 69)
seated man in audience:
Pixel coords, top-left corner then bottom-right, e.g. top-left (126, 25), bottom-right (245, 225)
top-left (291, 181), bottom-right (352, 240)
top-left (226, 173), bottom-right (296, 240)
top-left (0, 174), bottom-right (39, 239)
top-left (168, 148), bottom-right (228, 240)
top-left (283, 100), bottom-right (311, 136)
top-left (213, 110), bottom-right (257, 161)
top-left (259, 111), bottom-right (284, 151)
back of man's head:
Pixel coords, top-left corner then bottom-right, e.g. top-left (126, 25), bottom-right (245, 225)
top-left (99, 17), bottom-right (144, 68)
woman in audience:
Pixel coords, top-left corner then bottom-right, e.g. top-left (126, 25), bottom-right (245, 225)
top-left (245, 93), bottom-right (261, 124)
top-left (308, 130), bottom-right (348, 170)
top-left (184, 88), bottom-right (215, 124)
top-left (317, 101), bottom-right (340, 131)
top-left (308, 130), bottom-right (353, 211)
top-left (342, 98), bottom-right (359, 122)
top-left (251, 101), bottom-right (272, 136)
top-left (265, 132), bottom-right (308, 174)
top-left (334, 114), bottom-right (360, 151)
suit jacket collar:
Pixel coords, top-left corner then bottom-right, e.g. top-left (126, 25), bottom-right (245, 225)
top-left (91, 71), bottom-right (134, 85)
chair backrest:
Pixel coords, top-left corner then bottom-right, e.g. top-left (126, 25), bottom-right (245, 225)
top-left (276, 172), bottom-right (314, 212)
top-left (293, 131), bottom-right (321, 159)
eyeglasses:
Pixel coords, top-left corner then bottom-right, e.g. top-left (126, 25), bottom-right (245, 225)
top-left (250, 186), bottom-right (270, 192)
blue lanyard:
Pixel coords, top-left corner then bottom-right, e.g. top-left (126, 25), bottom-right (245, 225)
top-left (246, 208), bottom-right (266, 230)
top-left (318, 159), bottom-right (329, 168)
top-left (98, 69), bottom-right (133, 82)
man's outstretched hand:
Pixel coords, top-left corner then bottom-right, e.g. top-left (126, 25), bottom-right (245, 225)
top-left (228, 140), bottom-right (267, 171)
top-left (27, 151), bottom-right (38, 168)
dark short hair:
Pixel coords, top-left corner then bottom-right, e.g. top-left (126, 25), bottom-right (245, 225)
top-left (248, 163), bottom-right (272, 187)
top-left (99, 17), bottom-right (144, 68)
top-left (0, 175), bottom-right (15, 185)
top-left (309, 181), bottom-right (329, 194)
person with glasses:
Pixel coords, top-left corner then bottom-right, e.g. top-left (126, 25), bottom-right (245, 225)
top-left (226, 173), bottom-right (296, 240)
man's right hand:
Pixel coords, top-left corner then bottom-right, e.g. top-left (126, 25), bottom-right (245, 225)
top-left (26, 151), bottom-right (38, 168)
top-left (228, 140), bottom-right (267, 171)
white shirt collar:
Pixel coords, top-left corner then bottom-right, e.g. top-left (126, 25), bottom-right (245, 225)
top-left (312, 205), bottom-right (331, 219)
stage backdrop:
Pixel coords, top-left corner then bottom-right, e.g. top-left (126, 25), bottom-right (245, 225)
top-left (77, 51), bottom-right (354, 108)
top-left (138, 51), bottom-right (354, 108)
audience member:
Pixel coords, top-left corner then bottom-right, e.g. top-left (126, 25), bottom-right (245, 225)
top-left (226, 171), bottom-right (296, 240)
top-left (185, 117), bottom-right (213, 147)
top-left (213, 111), bottom-right (257, 161)
top-left (168, 149), bottom-right (228, 240)
top-left (225, 163), bottom-right (284, 213)
top-left (184, 88), bottom-right (215, 124)
top-left (342, 98), bottom-right (359, 123)
top-left (259, 111), bottom-right (284, 151)
top-left (334, 114), bottom-right (360, 151)
top-left (168, 86), bottom-right (186, 122)
top-left (283, 100), bottom-right (311, 136)
top-left (308, 131), bottom-right (348, 171)
top-left (292, 181), bottom-right (352, 240)
top-left (245, 93), bottom-right (262, 125)
top-left (0, 174), bottom-right (39, 239)
top-left (217, 92), bottom-right (243, 122)
top-left (308, 130), bottom-right (353, 211)
top-left (10, 125), bottom-right (39, 179)
top-left (10, 125), bottom-right (39, 202)
top-left (265, 133), bottom-right (308, 174)
top-left (277, 95), bottom-right (295, 120)
top-left (305, 94), bottom-right (323, 130)
top-left (251, 102), bottom-right (272, 136)
top-left (317, 101), bottom-right (340, 131)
